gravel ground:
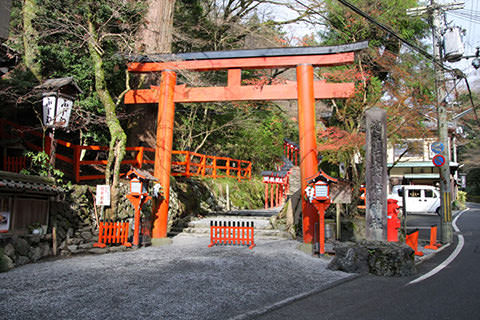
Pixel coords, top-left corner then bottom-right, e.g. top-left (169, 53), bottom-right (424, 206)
top-left (0, 235), bottom-right (351, 320)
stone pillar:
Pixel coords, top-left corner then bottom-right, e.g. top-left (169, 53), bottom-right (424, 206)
top-left (365, 107), bottom-right (388, 241)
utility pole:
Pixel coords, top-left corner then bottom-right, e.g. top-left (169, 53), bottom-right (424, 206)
top-left (407, 1), bottom-right (464, 243)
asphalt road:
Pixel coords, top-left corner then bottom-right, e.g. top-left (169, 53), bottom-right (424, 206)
top-left (406, 212), bottom-right (442, 241)
top-left (254, 203), bottom-right (480, 320)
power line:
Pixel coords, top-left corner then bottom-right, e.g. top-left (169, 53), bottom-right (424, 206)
top-left (331, 0), bottom-right (458, 74)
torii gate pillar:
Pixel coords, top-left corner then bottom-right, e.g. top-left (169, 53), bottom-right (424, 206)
top-left (297, 64), bottom-right (319, 244)
top-left (152, 70), bottom-right (177, 242)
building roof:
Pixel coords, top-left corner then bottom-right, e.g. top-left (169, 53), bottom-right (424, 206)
top-left (0, 171), bottom-right (62, 195)
top-left (403, 173), bottom-right (440, 179)
top-left (388, 161), bottom-right (459, 168)
top-left (35, 77), bottom-right (83, 96)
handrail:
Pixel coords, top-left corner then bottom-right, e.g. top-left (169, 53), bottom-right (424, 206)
top-left (0, 119), bottom-right (252, 183)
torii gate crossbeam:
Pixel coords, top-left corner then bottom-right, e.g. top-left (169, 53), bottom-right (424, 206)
top-left (124, 41), bottom-right (368, 245)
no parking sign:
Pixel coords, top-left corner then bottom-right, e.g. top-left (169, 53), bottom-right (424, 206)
top-left (432, 154), bottom-right (446, 167)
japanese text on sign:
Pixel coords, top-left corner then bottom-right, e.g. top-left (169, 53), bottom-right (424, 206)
top-left (96, 185), bottom-right (111, 206)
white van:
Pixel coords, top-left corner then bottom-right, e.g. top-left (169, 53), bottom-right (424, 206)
top-left (389, 185), bottom-right (441, 215)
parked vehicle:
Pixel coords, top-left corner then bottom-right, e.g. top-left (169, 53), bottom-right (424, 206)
top-left (389, 185), bottom-right (441, 215)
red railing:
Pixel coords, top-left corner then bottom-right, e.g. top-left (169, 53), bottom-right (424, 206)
top-left (0, 119), bottom-right (252, 183)
top-left (3, 156), bottom-right (27, 173)
top-left (171, 150), bottom-right (252, 180)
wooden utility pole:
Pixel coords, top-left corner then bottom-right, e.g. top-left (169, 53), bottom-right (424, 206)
top-left (407, 1), bottom-right (464, 243)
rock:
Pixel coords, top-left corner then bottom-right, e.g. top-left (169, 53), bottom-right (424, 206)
top-left (13, 237), bottom-right (30, 257)
top-left (67, 244), bottom-right (78, 252)
top-left (4, 243), bottom-right (15, 258)
top-left (28, 247), bottom-right (42, 262)
top-left (108, 246), bottom-right (126, 253)
top-left (15, 255), bottom-right (30, 267)
top-left (80, 231), bottom-right (94, 241)
top-left (328, 241), bottom-right (369, 274)
top-left (39, 242), bottom-right (51, 258)
top-left (88, 248), bottom-right (108, 254)
top-left (0, 254), bottom-right (14, 272)
top-left (364, 241), bottom-right (416, 277)
top-left (78, 242), bottom-right (95, 249)
top-left (28, 235), bottom-right (41, 245)
top-left (328, 240), bottom-right (416, 276)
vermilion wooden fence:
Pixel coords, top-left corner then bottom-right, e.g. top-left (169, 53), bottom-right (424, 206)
top-left (0, 119), bottom-right (252, 183)
top-left (3, 156), bottom-right (27, 173)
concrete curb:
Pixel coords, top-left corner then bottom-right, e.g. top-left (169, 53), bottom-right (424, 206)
top-left (415, 243), bottom-right (451, 265)
top-left (228, 273), bottom-right (362, 320)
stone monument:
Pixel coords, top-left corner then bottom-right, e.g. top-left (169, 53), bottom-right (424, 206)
top-left (365, 107), bottom-right (388, 241)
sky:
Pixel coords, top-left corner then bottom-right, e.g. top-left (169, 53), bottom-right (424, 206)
top-left (443, 0), bottom-right (480, 82)
top-left (262, 0), bottom-right (480, 83)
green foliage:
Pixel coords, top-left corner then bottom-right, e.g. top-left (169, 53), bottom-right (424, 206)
top-left (20, 151), bottom-right (70, 188)
top-left (204, 177), bottom-right (265, 209)
top-left (453, 190), bottom-right (467, 210)
top-left (320, 0), bottom-right (428, 51)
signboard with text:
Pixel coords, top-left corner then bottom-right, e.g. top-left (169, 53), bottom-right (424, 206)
top-left (96, 185), bottom-right (111, 206)
top-left (0, 211), bottom-right (11, 233)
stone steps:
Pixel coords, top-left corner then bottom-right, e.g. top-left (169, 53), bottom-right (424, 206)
top-left (171, 213), bottom-right (292, 240)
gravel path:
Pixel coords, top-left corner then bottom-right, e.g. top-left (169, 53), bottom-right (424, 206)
top-left (0, 235), bottom-right (350, 320)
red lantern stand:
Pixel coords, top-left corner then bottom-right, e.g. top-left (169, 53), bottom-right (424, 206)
top-left (305, 171), bottom-right (337, 254)
top-left (125, 167), bottom-right (158, 246)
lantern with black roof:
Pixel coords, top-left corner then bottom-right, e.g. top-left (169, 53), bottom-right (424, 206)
top-left (125, 167), bottom-right (158, 246)
top-left (304, 169), bottom-right (337, 255)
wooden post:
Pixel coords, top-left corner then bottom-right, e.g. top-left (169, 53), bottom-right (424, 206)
top-left (270, 184), bottom-right (274, 208)
top-left (365, 107), bottom-right (388, 241)
top-left (152, 70), bottom-right (177, 241)
top-left (336, 203), bottom-right (341, 240)
top-left (185, 151), bottom-right (191, 177)
top-left (297, 64), bottom-right (319, 244)
top-left (136, 147), bottom-right (144, 168)
top-left (52, 226), bottom-right (57, 256)
top-left (264, 183), bottom-right (268, 209)
top-left (73, 145), bottom-right (81, 183)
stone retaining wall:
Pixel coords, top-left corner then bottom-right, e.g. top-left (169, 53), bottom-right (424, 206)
top-left (0, 177), bottom-right (226, 272)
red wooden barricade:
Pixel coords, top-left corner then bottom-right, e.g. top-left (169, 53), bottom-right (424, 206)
top-left (208, 220), bottom-right (255, 249)
top-left (93, 220), bottom-right (132, 248)
top-left (405, 229), bottom-right (423, 256)
top-left (424, 225), bottom-right (441, 250)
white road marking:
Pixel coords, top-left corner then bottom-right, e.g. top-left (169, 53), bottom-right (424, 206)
top-left (408, 208), bottom-right (470, 285)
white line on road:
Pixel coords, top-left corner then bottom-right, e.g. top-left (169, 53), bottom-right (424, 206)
top-left (408, 208), bottom-right (469, 285)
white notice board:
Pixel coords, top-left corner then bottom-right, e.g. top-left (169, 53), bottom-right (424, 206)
top-left (96, 185), bottom-right (111, 206)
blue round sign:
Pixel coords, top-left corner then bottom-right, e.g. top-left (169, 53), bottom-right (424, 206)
top-left (431, 142), bottom-right (444, 154)
top-left (432, 154), bottom-right (446, 167)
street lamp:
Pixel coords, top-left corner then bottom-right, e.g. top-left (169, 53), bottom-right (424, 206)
top-left (35, 77), bottom-right (82, 169)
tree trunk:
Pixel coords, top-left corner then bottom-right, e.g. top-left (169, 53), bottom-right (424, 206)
top-left (22, 0), bottom-right (42, 81)
top-left (128, 0), bottom-right (176, 148)
top-left (87, 17), bottom-right (127, 219)
top-left (136, 0), bottom-right (176, 54)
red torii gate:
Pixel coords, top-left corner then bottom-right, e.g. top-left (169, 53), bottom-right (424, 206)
top-left (124, 41), bottom-right (368, 245)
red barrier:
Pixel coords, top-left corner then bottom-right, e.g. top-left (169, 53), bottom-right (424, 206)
top-left (405, 229), bottom-right (423, 256)
top-left (208, 220), bottom-right (255, 249)
top-left (0, 119), bottom-right (252, 183)
top-left (93, 220), bottom-right (132, 248)
top-left (424, 225), bottom-right (441, 250)
top-left (3, 156), bottom-right (26, 173)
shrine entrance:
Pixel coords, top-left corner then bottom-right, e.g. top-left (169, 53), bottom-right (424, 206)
top-left (124, 41), bottom-right (368, 244)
